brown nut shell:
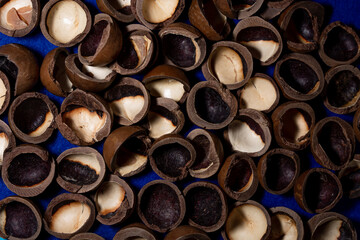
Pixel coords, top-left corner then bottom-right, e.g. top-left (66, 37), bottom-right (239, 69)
top-left (218, 152), bottom-right (258, 201)
top-left (186, 128), bottom-right (224, 179)
top-left (40, 0), bottom-right (92, 47)
top-left (43, 193), bottom-right (96, 239)
top-left (56, 147), bottom-right (106, 193)
top-left (311, 117), bottom-right (355, 171)
top-left (202, 41), bottom-right (253, 90)
top-left (222, 200), bottom-right (271, 240)
top-left (238, 73), bottom-right (280, 113)
top-left (143, 64), bottom-right (190, 103)
top-left (113, 223), bottom-right (157, 240)
top-left (274, 53), bottom-right (325, 101)
top-left (8, 92), bottom-right (58, 144)
top-left (159, 22), bottom-right (207, 71)
top-left (103, 126), bottom-right (151, 177)
top-left (111, 24), bottom-right (158, 75)
top-left (65, 54), bottom-right (116, 93)
top-left (144, 97), bottom-right (185, 139)
top-left (137, 180), bottom-right (186, 233)
top-left (165, 225), bottom-right (210, 240)
top-left (56, 89), bottom-right (113, 146)
top-left (186, 80), bottom-right (238, 130)
top-left (277, 1), bottom-right (324, 52)
top-left (0, 196), bottom-right (42, 240)
top-left (214, 0), bottom-right (264, 19)
top-left (319, 21), bottom-right (360, 67)
top-left (308, 212), bottom-right (357, 240)
top-left (183, 181), bottom-right (227, 232)
top-left (0, 0), bottom-right (40, 37)
top-left (188, 0), bottom-right (231, 41)
top-left (96, 0), bottom-right (135, 23)
top-left (294, 168), bottom-right (343, 214)
top-left (323, 65), bottom-right (360, 114)
top-left (1, 144), bottom-right (55, 197)
top-left (0, 43), bottom-right (39, 96)
top-left (224, 109), bottom-right (272, 157)
top-left (104, 77), bottom-right (150, 126)
top-left (149, 134), bottom-right (196, 182)
top-left (272, 101), bottom-right (315, 151)
top-left (338, 154), bottom-right (360, 199)
top-left (78, 13), bottom-right (122, 66)
top-left (233, 16), bottom-right (283, 66)
top-left (40, 47), bottom-right (73, 97)
top-left (269, 206), bottom-right (304, 240)
top-left (94, 174), bottom-right (135, 225)
top-left (258, 148), bottom-right (300, 195)
top-left (354, 108), bottom-right (360, 144)
top-left (70, 233), bottom-right (104, 240)
top-left (0, 119), bottom-right (16, 170)
top-left (131, 0), bottom-right (185, 30)
top-left (259, 0), bottom-right (294, 20)
top-left (0, 70), bottom-right (11, 115)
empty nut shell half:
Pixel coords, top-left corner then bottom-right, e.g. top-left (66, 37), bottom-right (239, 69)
top-left (2, 144), bottom-right (55, 197)
top-left (131, 0), bottom-right (185, 30)
top-left (186, 81), bottom-right (238, 130)
top-left (222, 200), bottom-right (271, 240)
top-left (354, 108), bottom-right (360, 144)
top-left (104, 77), bottom-right (150, 126)
top-left (103, 126), bottom-right (151, 177)
top-left (202, 41), bottom-right (253, 90)
top-left (165, 225), bottom-right (210, 240)
top-left (308, 212), bottom-right (357, 240)
top-left (65, 54), bottom-right (117, 93)
top-left (56, 147), bottom-right (106, 193)
top-left (0, 120), bottom-right (15, 170)
top-left (218, 152), bottom-right (258, 201)
top-left (70, 233), bottom-right (104, 240)
top-left (8, 92), bottom-right (58, 144)
top-left (323, 65), bottom-right (360, 114)
top-left (144, 97), bottom-right (185, 139)
top-left (319, 21), bottom-right (360, 67)
top-left (56, 89), bottom-right (112, 146)
top-left (78, 13), bottom-right (122, 66)
top-left (294, 168), bottom-right (343, 214)
top-left (338, 154), bottom-right (360, 199)
top-left (159, 22), bottom-right (207, 71)
top-left (311, 117), bottom-right (355, 171)
top-left (40, 47), bottom-right (73, 97)
top-left (0, 70), bottom-right (11, 115)
top-left (0, 0), bottom-right (40, 37)
top-left (111, 24), bottom-right (158, 75)
top-left (113, 223), bottom-right (156, 240)
top-left (149, 134), bottom-right (196, 182)
top-left (272, 101), bottom-right (315, 151)
top-left (184, 182), bottom-right (227, 232)
top-left (278, 1), bottom-right (324, 52)
top-left (0, 196), bottom-right (42, 240)
top-left (40, 0), bottom-right (92, 47)
top-left (43, 193), bottom-right (96, 239)
top-left (258, 148), bottom-right (300, 195)
top-left (188, 0), bottom-right (231, 41)
top-left (214, 0), bottom-right (264, 19)
top-left (138, 180), bottom-right (186, 233)
top-left (268, 206), bottom-right (304, 240)
top-left (143, 64), bottom-right (190, 103)
top-left (233, 16), bottom-right (283, 65)
top-left (94, 174), bottom-right (135, 225)
top-left (259, 0), bottom-right (294, 20)
top-left (186, 128), bottom-right (224, 179)
top-left (96, 0), bottom-right (135, 23)
top-left (238, 73), bottom-right (280, 113)
top-left (224, 109), bottom-right (272, 157)
top-left (274, 53), bottom-right (324, 101)
top-left (0, 43), bottom-right (39, 96)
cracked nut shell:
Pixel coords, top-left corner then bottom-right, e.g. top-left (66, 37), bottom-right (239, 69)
top-left (96, 0), bottom-right (135, 23)
top-left (113, 223), bottom-right (156, 240)
top-left (0, 120), bottom-right (15, 170)
top-left (70, 233), bottom-right (104, 240)
top-left (259, 0), bottom-right (294, 20)
top-left (165, 225), bottom-right (210, 240)
top-left (338, 154), bottom-right (360, 199)
top-left (0, 70), bottom-right (11, 115)
top-left (214, 0), bottom-right (264, 19)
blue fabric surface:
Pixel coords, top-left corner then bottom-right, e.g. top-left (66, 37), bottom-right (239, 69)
top-left (0, 0), bottom-right (360, 239)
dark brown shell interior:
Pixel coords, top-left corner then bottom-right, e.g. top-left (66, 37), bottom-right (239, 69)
top-left (285, 9), bottom-right (314, 43)
top-left (112, 137), bottom-right (147, 170)
top-left (0, 56), bottom-right (18, 89)
top-left (236, 26), bottom-right (278, 42)
top-left (80, 20), bottom-right (109, 57)
top-left (190, 135), bottom-right (211, 170)
top-left (231, 0), bottom-right (256, 10)
top-left (281, 108), bottom-right (312, 143)
top-left (201, 0), bottom-right (227, 34)
top-left (265, 154), bottom-right (296, 191)
top-left (151, 105), bottom-right (178, 126)
top-left (58, 159), bottom-right (99, 186)
top-left (163, 34), bottom-right (196, 68)
top-left (105, 85), bottom-right (144, 101)
top-left (324, 26), bottom-right (358, 61)
top-left (313, 218), bottom-right (354, 240)
top-left (226, 158), bottom-right (252, 193)
top-left (341, 170), bottom-right (360, 197)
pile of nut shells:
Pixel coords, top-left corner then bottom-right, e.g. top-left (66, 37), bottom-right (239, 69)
top-left (0, 0), bottom-right (359, 239)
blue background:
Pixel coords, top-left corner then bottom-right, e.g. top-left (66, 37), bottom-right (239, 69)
top-left (0, 0), bottom-right (360, 239)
